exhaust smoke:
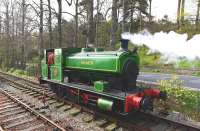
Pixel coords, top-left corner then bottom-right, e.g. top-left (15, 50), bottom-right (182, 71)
top-left (121, 30), bottom-right (200, 61)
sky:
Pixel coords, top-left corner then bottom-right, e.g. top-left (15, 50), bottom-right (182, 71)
top-left (152, 0), bottom-right (197, 21)
top-left (59, 0), bottom-right (197, 21)
top-left (30, 0), bottom-right (198, 22)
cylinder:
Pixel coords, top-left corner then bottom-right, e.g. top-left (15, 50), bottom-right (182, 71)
top-left (97, 98), bottom-right (113, 111)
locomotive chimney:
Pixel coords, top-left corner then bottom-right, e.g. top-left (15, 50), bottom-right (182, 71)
top-left (119, 39), bottom-right (129, 51)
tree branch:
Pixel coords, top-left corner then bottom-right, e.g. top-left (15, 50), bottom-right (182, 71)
top-left (65, 0), bottom-right (72, 6)
top-left (26, 4), bottom-right (40, 17)
top-left (62, 11), bottom-right (75, 17)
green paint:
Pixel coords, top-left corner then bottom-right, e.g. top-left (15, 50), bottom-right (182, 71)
top-left (43, 50), bottom-right (46, 63)
top-left (50, 65), bottom-right (62, 82)
top-left (54, 49), bottom-right (62, 65)
top-left (97, 98), bottom-right (113, 111)
top-left (95, 48), bottom-right (104, 52)
top-left (65, 57), bottom-right (118, 72)
top-left (41, 49), bottom-right (47, 79)
top-left (64, 51), bottom-right (139, 74)
top-left (41, 48), bottom-right (139, 83)
top-left (94, 81), bottom-right (108, 92)
top-left (41, 61), bottom-right (48, 79)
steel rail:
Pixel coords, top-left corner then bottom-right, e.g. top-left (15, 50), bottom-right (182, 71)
top-left (0, 88), bottom-right (66, 131)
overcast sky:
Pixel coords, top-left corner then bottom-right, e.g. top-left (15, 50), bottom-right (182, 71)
top-left (152, 0), bottom-right (196, 21)
top-left (64, 0), bottom-right (197, 21)
top-left (32, 0), bottom-right (197, 22)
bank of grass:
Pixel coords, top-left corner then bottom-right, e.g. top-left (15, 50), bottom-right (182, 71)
top-left (192, 72), bottom-right (200, 77)
top-left (8, 68), bottom-right (28, 77)
top-left (1, 65), bottom-right (38, 80)
top-left (157, 76), bottom-right (200, 121)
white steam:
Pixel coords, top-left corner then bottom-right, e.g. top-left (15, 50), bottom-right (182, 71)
top-left (121, 30), bottom-right (200, 61)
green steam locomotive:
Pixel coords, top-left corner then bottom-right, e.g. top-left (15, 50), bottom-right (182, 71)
top-left (39, 39), bottom-right (166, 114)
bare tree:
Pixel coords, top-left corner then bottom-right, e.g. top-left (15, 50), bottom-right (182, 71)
top-left (5, 1), bottom-right (10, 41)
top-left (176, 0), bottom-right (185, 28)
top-left (74, 0), bottom-right (79, 47)
top-left (149, 0), bottom-right (152, 22)
top-left (86, 0), bottom-right (95, 46)
top-left (22, 0), bottom-right (25, 43)
top-left (36, 0), bottom-right (43, 72)
top-left (0, 15), bottom-right (2, 40)
top-left (47, 0), bottom-right (52, 48)
top-left (95, 0), bottom-right (99, 47)
top-left (177, 0), bottom-right (181, 29)
top-left (110, 0), bottom-right (118, 46)
top-left (180, 0), bottom-right (185, 26)
top-left (122, 0), bottom-right (128, 32)
top-left (11, 0), bottom-right (15, 40)
top-left (21, 0), bottom-right (26, 68)
top-left (15, 7), bottom-right (21, 39)
top-left (196, 0), bottom-right (200, 27)
top-left (129, 0), bottom-right (136, 32)
top-left (57, 0), bottom-right (62, 47)
top-left (3, 0), bottom-right (10, 67)
top-left (39, 0), bottom-right (43, 55)
top-left (10, 0), bottom-right (16, 66)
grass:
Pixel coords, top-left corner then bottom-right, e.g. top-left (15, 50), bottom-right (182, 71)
top-left (192, 72), bottom-right (200, 77)
top-left (175, 59), bottom-right (200, 69)
top-left (156, 76), bottom-right (200, 121)
top-left (1, 65), bottom-right (38, 81)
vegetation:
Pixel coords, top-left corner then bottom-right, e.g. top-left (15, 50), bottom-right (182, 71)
top-left (157, 76), bottom-right (200, 120)
top-left (1, 66), bottom-right (38, 81)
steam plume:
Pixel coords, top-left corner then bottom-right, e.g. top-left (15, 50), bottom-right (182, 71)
top-left (121, 30), bottom-right (200, 60)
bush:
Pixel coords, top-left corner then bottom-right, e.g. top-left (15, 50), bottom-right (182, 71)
top-left (158, 76), bottom-right (200, 120)
top-left (14, 69), bottom-right (26, 75)
top-left (8, 68), bottom-right (15, 73)
top-left (25, 64), bottom-right (38, 76)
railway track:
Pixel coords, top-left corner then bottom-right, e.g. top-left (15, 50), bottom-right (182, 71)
top-left (0, 88), bottom-right (65, 131)
top-left (0, 72), bottom-right (140, 131)
top-left (0, 71), bottom-right (200, 131)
